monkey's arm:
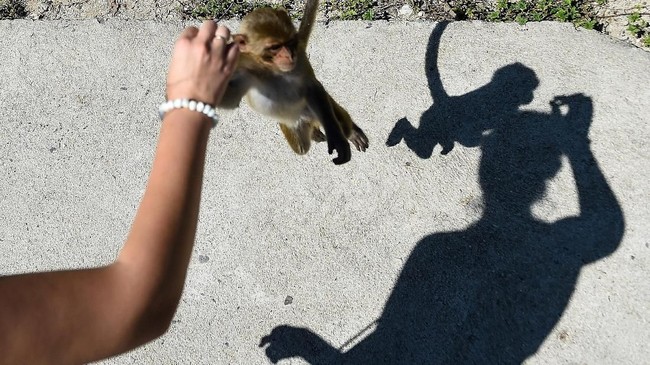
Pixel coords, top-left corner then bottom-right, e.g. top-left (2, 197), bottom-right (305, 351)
top-left (306, 82), bottom-right (351, 164)
top-left (0, 111), bottom-right (212, 364)
top-left (217, 71), bottom-right (251, 109)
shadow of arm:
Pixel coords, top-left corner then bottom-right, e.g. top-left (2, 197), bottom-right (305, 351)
top-left (561, 94), bottom-right (625, 259)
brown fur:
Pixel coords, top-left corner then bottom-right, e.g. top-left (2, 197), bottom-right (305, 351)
top-left (218, 1), bottom-right (369, 164)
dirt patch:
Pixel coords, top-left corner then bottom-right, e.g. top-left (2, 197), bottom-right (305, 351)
top-left (1, 0), bottom-right (648, 50)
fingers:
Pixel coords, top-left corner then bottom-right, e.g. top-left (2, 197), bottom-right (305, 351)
top-left (214, 25), bottom-right (238, 68)
top-left (225, 42), bottom-right (240, 65)
top-left (214, 24), bottom-right (231, 44)
top-left (196, 20), bottom-right (217, 44)
top-left (179, 26), bottom-right (199, 40)
top-left (182, 21), bottom-right (233, 46)
top-left (167, 21), bottom-right (239, 105)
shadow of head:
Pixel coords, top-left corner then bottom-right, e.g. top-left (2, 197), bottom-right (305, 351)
top-left (489, 62), bottom-right (540, 109)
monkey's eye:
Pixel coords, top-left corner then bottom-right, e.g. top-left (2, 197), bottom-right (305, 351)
top-left (268, 44), bottom-right (283, 52)
top-left (285, 39), bottom-right (298, 49)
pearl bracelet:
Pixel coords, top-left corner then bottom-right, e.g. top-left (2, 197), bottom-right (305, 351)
top-left (158, 99), bottom-right (219, 127)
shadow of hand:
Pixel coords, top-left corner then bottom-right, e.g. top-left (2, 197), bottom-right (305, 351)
top-left (551, 93), bottom-right (593, 148)
top-left (260, 325), bottom-right (339, 364)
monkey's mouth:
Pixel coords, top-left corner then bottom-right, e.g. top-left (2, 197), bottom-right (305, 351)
top-left (279, 64), bottom-right (296, 72)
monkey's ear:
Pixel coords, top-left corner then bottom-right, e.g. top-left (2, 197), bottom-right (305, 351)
top-left (232, 34), bottom-right (249, 52)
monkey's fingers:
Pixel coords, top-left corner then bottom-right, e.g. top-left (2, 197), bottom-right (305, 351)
top-left (311, 128), bottom-right (326, 143)
top-left (349, 129), bottom-right (369, 152)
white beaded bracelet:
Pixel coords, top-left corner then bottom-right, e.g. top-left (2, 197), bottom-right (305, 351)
top-left (158, 98), bottom-right (219, 127)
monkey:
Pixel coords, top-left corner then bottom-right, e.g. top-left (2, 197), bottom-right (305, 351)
top-left (218, 0), bottom-right (369, 165)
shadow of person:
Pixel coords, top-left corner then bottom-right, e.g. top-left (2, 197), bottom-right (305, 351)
top-left (386, 22), bottom-right (538, 158)
top-left (259, 23), bottom-right (625, 365)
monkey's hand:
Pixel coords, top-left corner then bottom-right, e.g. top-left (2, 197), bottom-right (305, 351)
top-left (260, 325), bottom-right (340, 364)
top-left (328, 133), bottom-right (352, 165)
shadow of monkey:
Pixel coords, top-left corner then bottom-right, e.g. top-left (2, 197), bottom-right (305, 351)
top-left (386, 22), bottom-right (538, 157)
top-left (259, 22), bottom-right (625, 364)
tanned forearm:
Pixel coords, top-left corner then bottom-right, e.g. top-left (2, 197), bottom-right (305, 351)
top-left (0, 111), bottom-right (212, 365)
top-left (0, 19), bottom-right (239, 364)
top-left (118, 109), bottom-right (212, 313)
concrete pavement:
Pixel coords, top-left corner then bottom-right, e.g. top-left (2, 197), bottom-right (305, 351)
top-left (0, 19), bottom-right (648, 364)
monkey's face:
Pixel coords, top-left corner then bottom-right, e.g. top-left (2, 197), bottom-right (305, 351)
top-left (263, 38), bottom-right (298, 72)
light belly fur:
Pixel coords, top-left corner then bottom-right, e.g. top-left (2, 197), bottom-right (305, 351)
top-left (245, 88), bottom-right (309, 126)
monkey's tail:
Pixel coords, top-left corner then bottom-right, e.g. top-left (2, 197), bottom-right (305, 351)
top-left (426, 21), bottom-right (450, 103)
top-left (299, 0), bottom-right (319, 46)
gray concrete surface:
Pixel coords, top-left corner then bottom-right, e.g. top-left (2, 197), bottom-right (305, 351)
top-left (0, 19), bottom-right (648, 364)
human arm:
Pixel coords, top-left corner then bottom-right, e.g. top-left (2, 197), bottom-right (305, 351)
top-left (0, 21), bottom-right (239, 365)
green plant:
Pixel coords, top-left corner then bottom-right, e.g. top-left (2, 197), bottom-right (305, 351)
top-left (184, 0), bottom-right (296, 20)
top-left (480, 0), bottom-right (602, 30)
top-left (627, 11), bottom-right (649, 37)
top-left (626, 7), bottom-right (650, 48)
top-left (330, 0), bottom-right (375, 20)
top-left (361, 8), bottom-right (374, 21)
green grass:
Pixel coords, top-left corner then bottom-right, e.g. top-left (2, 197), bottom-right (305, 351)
top-left (455, 0), bottom-right (603, 30)
top-left (183, 0), bottom-right (300, 20)
top-left (3, 0), bottom-right (648, 49)
top-left (329, 0), bottom-right (377, 21)
top-left (627, 7), bottom-right (650, 46)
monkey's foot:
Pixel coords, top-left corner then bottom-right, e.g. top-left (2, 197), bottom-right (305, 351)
top-left (350, 127), bottom-right (369, 152)
top-left (440, 139), bottom-right (454, 155)
top-left (279, 123), bottom-right (310, 155)
top-left (311, 128), bottom-right (326, 142)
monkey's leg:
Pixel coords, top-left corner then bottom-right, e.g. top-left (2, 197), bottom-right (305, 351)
top-left (331, 98), bottom-right (369, 152)
top-left (311, 123), bottom-right (326, 142)
top-left (386, 117), bottom-right (414, 147)
top-left (279, 121), bottom-right (314, 155)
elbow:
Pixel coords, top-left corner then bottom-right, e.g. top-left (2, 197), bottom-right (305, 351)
top-left (126, 297), bottom-right (179, 347)
top-left (106, 263), bottom-right (182, 347)
top-left (139, 288), bottom-right (184, 341)
top-left (145, 306), bottom-right (177, 340)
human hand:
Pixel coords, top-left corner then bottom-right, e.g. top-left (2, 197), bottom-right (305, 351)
top-left (166, 21), bottom-right (240, 106)
top-left (260, 325), bottom-right (338, 363)
top-left (550, 93), bottom-right (592, 146)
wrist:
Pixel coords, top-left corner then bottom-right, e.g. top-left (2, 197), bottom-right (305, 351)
top-left (164, 108), bottom-right (213, 126)
top-left (158, 98), bottom-right (219, 128)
